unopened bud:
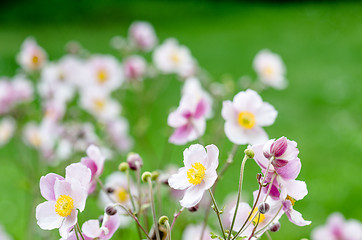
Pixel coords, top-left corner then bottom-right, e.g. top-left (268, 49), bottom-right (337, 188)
top-left (269, 222), bottom-right (281, 232)
top-left (106, 187), bottom-right (115, 194)
top-left (127, 153), bottom-right (143, 170)
top-left (188, 204), bottom-right (199, 212)
top-left (142, 171), bottom-right (152, 182)
top-left (258, 202), bottom-right (270, 214)
top-left (118, 162), bottom-right (129, 172)
top-left (270, 137), bottom-right (288, 157)
top-left (244, 148), bottom-right (254, 159)
top-left (98, 215), bottom-right (104, 225)
top-left (151, 171), bottom-right (160, 181)
top-left (158, 216), bottom-right (169, 225)
top-left (105, 206), bottom-right (117, 216)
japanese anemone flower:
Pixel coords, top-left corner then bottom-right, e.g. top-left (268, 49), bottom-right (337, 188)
top-left (36, 163), bottom-right (91, 238)
top-left (222, 89), bottom-right (277, 145)
top-left (168, 144), bottom-right (219, 208)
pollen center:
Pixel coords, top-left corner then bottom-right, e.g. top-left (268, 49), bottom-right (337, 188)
top-left (55, 195), bottom-right (74, 217)
top-left (263, 66), bottom-right (274, 77)
top-left (116, 187), bottom-right (129, 203)
top-left (250, 207), bottom-right (266, 225)
top-left (32, 55), bottom-right (39, 65)
top-left (286, 195), bottom-right (296, 206)
top-left (237, 111), bottom-right (255, 129)
top-left (93, 99), bottom-right (106, 111)
top-left (187, 162), bottom-right (206, 185)
top-left (170, 52), bottom-right (180, 63)
top-left (97, 69), bottom-right (108, 84)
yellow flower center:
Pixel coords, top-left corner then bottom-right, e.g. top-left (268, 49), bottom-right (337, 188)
top-left (29, 133), bottom-right (42, 147)
top-left (170, 52), bottom-right (180, 63)
top-left (250, 207), bottom-right (266, 225)
top-left (263, 66), bottom-right (274, 77)
top-left (187, 162), bottom-right (206, 185)
top-left (55, 195), bottom-right (74, 217)
top-left (116, 187), bottom-right (129, 203)
top-left (237, 111), bottom-right (255, 129)
top-left (93, 99), bottom-right (106, 112)
top-left (32, 55), bottom-right (39, 65)
top-left (97, 69), bottom-right (108, 84)
top-left (286, 195), bottom-right (296, 206)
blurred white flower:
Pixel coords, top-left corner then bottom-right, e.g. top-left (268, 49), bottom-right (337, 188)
top-left (106, 118), bottom-right (133, 153)
top-left (182, 224), bottom-right (213, 240)
top-left (153, 38), bottom-right (197, 78)
top-left (129, 21), bottom-right (157, 51)
top-left (253, 49), bottom-right (287, 89)
top-left (0, 117), bottom-right (16, 146)
top-left (0, 224), bottom-right (12, 240)
top-left (17, 37), bottom-right (47, 72)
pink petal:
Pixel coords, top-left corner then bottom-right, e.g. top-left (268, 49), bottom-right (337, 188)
top-left (275, 158), bottom-right (301, 180)
top-left (36, 201), bottom-right (63, 230)
top-left (40, 173), bottom-right (64, 201)
top-left (82, 220), bottom-right (102, 238)
top-left (169, 124), bottom-right (193, 145)
top-left (59, 210), bottom-right (78, 238)
top-left (65, 163), bottom-right (92, 189)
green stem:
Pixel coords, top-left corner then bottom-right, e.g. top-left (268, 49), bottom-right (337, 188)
top-left (148, 179), bottom-right (161, 240)
top-left (228, 154), bottom-right (248, 240)
top-left (208, 189), bottom-right (226, 240)
top-left (76, 222), bottom-right (85, 240)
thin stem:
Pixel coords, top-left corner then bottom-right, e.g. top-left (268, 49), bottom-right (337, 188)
top-left (127, 169), bottom-right (137, 212)
top-left (114, 203), bottom-right (152, 240)
top-left (261, 157), bottom-right (274, 186)
top-left (74, 225), bottom-right (80, 240)
top-left (156, 180), bottom-right (162, 215)
top-left (231, 183), bottom-right (263, 240)
top-left (264, 173), bottom-right (276, 202)
top-left (248, 213), bottom-right (261, 240)
top-left (228, 154), bottom-right (248, 240)
top-left (208, 189), bottom-right (226, 240)
top-left (76, 222), bottom-right (85, 240)
top-left (170, 207), bottom-right (184, 230)
top-left (148, 179), bottom-right (161, 240)
top-left (201, 144), bottom-right (238, 239)
top-left (165, 221), bottom-right (171, 240)
top-left (265, 231), bottom-right (272, 240)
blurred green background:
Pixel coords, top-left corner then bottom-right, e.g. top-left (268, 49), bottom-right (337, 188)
top-left (1, 0), bottom-right (362, 239)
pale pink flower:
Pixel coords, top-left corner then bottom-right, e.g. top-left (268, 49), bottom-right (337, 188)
top-left (312, 213), bottom-right (362, 240)
top-left (253, 49), bottom-right (287, 89)
top-left (36, 163), bottom-right (91, 238)
top-left (129, 21), bottom-right (157, 51)
top-left (153, 38), bottom-right (196, 78)
top-left (168, 144), bottom-right (219, 208)
top-left (262, 137), bottom-right (299, 168)
top-left (0, 224), bottom-right (12, 240)
top-left (0, 117), bottom-right (16, 146)
top-left (222, 89), bottom-right (277, 145)
top-left (106, 118), bottom-right (133, 153)
top-left (182, 224), bottom-right (213, 240)
top-left (81, 144), bottom-right (106, 194)
top-left (82, 55), bottom-right (124, 93)
top-left (17, 37), bottom-right (47, 71)
top-left (168, 78), bottom-right (212, 145)
top-left (123, 55), bottom-right (147, 82)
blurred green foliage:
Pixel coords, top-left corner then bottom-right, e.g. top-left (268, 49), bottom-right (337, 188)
top-left (0, 1), bottom-right (362, 239)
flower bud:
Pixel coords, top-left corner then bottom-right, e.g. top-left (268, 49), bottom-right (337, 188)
top-left (118, 162), bottom-right (129, 172)
top-left (258, 202), bottom-right (270, 214)
top-left (188, 204), bottom-right (199, 212)
top-left (269, 222), bottom-right (281, 232)
top-left (158, 216), bottom-right (169, 225)
top-left (106, 187), bottom-right (115, 194)
top-left (151, 171), bottom-right (160, 181)
top-left (127, 153), bottom-right (143, 171)
top-left (105, 206), bottom-right (117, 216)
top-left (244, 148), bottom-right (254, 159)
top-left (270, 137), bottom-right (288, 157)
top-left (98, 215), bottom-right (104, 225)
top-left (142, 171), bottom-right (152, 182)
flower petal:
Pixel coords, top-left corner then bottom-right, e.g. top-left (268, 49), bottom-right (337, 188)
top-left (254, 102), bottom-right (277, 127)
top-left (36, 201), bottom-right (63, 230)
top-left (59, 210), bottom-right (78, 238)
top-left (82, 220), bottom-right (102, 238)
top-left (65, 163), bottom-right (92, 189)
top-left (40, 173), bottom-right (64, 201)
top-left (179, 184), bottom-right (205, 208)
top-left (168, 167), bottom-right (191, 190)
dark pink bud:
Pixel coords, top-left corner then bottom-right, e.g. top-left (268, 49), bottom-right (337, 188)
top-left (188, 204), bottom-right (199, 212)
top-left (263, 151), bottom-right (271, 159)
top-left (270, 137), bottom-right (288, 157)
top-left (269, 222), bottom-right (281, 232)
top-left (272, 158), bottom-right (288, 168)
top-left (127, 153), bottom-right (143, 171)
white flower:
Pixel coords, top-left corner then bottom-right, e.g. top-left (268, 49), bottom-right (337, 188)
top-left (0, 117), bottom-right (16, 146)
top-left (253, 49), bottom-right (287, 89)
top-left (182, 224), bottom-right (213, 240)
top-left (0, 224), bottom-right (12, 240)
top-left (80, 89), bottom-right (121, 122)
top-left (17, 37), bottom-right (47, 71)
top-left (81, 55), bottom-right (123, 93)
top-left (106, 118), bottom-right (133, 153)
top-left (168, 144), bottom-right (219, 208)
top-left (123, 55), bottom-right (147, 82)
top-left (153, 38), bottom-right (196, 78)
top-left (222, 89), bottom-right (277, 145)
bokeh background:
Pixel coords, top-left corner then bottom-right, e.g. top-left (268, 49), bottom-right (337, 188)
top-left (1, 0), bottom-right (362, 239)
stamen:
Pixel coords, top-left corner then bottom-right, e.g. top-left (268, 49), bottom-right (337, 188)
top-left (187, 162), bottom-right (206, 185)
top-left (237, 111), bottom-right (256, 129)
top-left (55, 195), bottom-right (74, 217)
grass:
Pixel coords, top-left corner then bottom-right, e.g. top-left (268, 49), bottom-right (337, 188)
top-left (0, 1), bottom-right (362, 239)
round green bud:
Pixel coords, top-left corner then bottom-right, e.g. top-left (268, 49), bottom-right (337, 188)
top-left (142, 171), bottom-right (152, 182)
top-left (151, 171), bottom-right (160, 181)
top-left (158, 216), bottom-right (169, 225)
top-left (244, 148), bottom-right (255, 159)
top-left (118, 162), bottom-right (129, 172)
